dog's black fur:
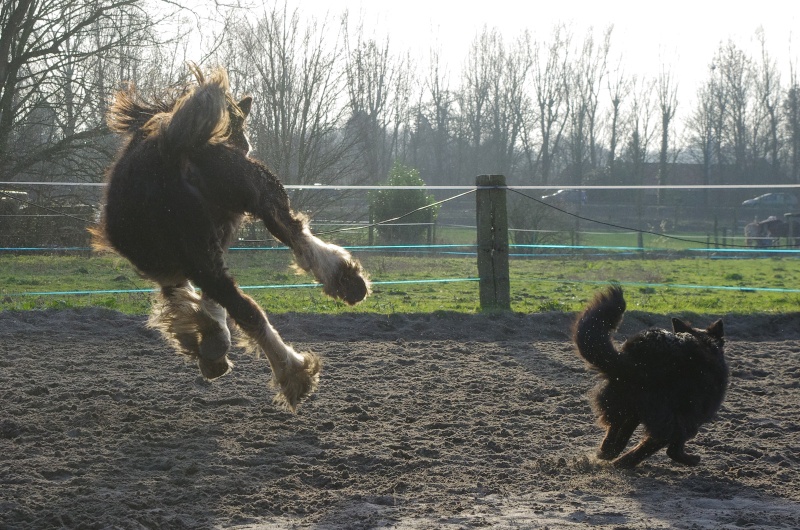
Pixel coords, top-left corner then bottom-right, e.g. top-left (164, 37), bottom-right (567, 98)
top-left (573, 285), bottom-right (728, 468)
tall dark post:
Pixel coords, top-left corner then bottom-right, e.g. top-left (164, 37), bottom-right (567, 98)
top-left (476, 174), bottom-right (510, 311)
top-left (786, 213), bottom-right (798, 247)
top-left (368, 204), bottom-right (375, 246)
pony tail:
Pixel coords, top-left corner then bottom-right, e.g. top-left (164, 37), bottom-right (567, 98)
top-left (106, 82), bottom-right (178, 136)
top-left (154, 67), bottom-right (232, 156)
top-left (106, 88), bottom-right (136, 134)
top-left (106, 85), bottom-right (159, 134)
top-left (87, 224), bottom-right (112, 252)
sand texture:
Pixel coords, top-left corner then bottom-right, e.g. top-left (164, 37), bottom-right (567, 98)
top-left (1, 308), bottom-right (799, 529)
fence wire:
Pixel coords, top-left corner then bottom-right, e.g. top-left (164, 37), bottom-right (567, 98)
top-left (2, 182), bottom-right (799, 304)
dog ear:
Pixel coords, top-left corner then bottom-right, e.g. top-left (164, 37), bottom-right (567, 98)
top-left (237, 96), bottom-right (252, 118)
top-left (671, 318), bottom-right (693, 333)
top-left (706, 319), bottom-right (724, 339)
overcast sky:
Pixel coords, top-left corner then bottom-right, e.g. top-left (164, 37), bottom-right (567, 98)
top-left (292, 0), bottom-right (798, 107)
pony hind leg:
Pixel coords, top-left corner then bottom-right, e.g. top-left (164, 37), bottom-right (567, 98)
top-left (195, 271), bottom-right (320, 411)
top-left (196, 294), bottom-right (233, 379)
top-left (150, 282), bottom-right (233, 379)
top-left (195, 294), bottom-right (231, 356)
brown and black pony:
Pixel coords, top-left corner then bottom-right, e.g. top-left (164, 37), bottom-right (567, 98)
top-left (93, 65), bottom-right (369, 411)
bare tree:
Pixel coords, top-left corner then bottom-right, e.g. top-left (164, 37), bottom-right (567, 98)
top-left (566, 26), bottom-right (612, 187)
top-left (656, 62), bottom-right (678, 204)
top-left (785, 67), bottom-right (800, 183)
top-left (342, 14), bottom-right (411, 184)
top-left (707, 62), bottom-right (730, 187)
top-left (413, 45), bottom-right (455, 184)
top-left (0, 0), bottom-right (160, 184)
top-left (687, 79), bottom-right (716, 205)
top-left (457, 26), bottom-right (498, 176)
top-left (531, 24), bottom-right (571, 185)
top-left (715, 40), bottom-right (753, 180)
top-left (487, 30), bottom-right (532, 179)
top-left (623, 76), bottom-right (656, 225)
top-left (230, 5), bottom-right (353, 201)
top-left (605, 56), bottom-right (630, 186)
top-left (388, 50), bottom-right (415, 165)
top-left (753, 28), bottom-right (782, 180)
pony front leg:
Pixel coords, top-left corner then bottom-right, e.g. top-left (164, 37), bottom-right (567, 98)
top-left (196, 294), bottom-right (233, 379)
top-left (236, 306), bottom-right (321, 412)
top-left (197, 274), bottom-right (320, 411)
top-left (150, 283), bottom-right (233, 379)
top-left (241, 161), bottom-right (369, 304)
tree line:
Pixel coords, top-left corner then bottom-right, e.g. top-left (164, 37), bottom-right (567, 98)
top-left (2, 0), bottom-right (799, 214)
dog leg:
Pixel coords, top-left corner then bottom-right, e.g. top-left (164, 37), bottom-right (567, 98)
top-left (667, 440), bottom-right (701, 466)
top-left (612, 436), bottom-right (667, 469)
top-left (598, 418), bottom-right (639, 460)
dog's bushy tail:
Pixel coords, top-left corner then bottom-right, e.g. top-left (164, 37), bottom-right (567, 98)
top-left (573, 285), bottom-right (626, 376)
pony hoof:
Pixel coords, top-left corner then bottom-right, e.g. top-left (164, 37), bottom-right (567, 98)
top-left (198, 355), bottom-right (232, 380)
top-left (325, 261), bottom-right (370, 305)
top-left (272, 352), bottom-right (321, 412)
top-left (340, 274), bottom-right (369, 305)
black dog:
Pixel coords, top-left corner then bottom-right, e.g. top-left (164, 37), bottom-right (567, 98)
top-left (573, 285), bottom-right (728, 468)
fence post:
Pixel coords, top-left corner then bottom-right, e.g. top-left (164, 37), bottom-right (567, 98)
top-left (476, 174), bottom-right (510, 311)
top-left (786, 213), bottom-right (797, 247)
top-left (368, 204), bottom-right (375, 246)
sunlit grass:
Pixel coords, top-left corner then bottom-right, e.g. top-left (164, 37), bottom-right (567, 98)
top-left (1, 251), bottom-right (798, 316)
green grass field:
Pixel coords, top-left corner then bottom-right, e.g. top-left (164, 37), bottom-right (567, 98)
top-left (1, 248), bottom-right (798, 316)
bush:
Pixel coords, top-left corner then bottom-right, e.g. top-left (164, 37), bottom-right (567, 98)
top-left (369, 163), bottom-right (438, 244)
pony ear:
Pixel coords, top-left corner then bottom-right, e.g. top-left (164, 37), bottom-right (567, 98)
top-left (237, 96), bottom-right (252, 118)
top-left (671, 318), bottom-right (693, 333)
top-left (706, 319), bottom-right (724, 339)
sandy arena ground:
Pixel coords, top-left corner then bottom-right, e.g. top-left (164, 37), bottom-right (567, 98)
top-left (1, 308), bottom-right (799, 529)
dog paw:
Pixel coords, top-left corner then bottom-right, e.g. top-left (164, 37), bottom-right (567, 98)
top-left (668, 451), bottom-right (701, 466)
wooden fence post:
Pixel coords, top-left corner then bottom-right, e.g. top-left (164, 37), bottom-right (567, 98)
top-left (476, 174), bottom-right (510, 311)
top-left (368, 204), bottom-right (374, 246)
